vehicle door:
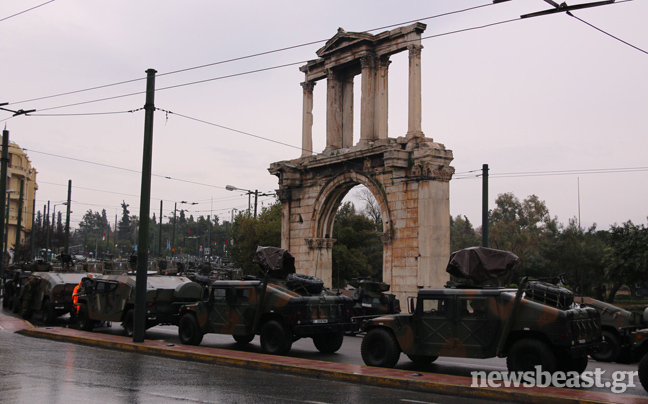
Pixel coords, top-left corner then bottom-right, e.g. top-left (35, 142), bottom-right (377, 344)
top-left (208, 286), bottom-right (233, 333)
top-left (229, 286), bottom-right (256, 335)
top-left (88, 280), bottom-right (125, 320)
top-left (414, 296), bottom-right (455, 355)
top-left (454, 296), bottom-right (499, 358)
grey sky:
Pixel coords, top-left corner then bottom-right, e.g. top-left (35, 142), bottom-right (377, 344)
top-left (2, 0), bottom-right (646, 232)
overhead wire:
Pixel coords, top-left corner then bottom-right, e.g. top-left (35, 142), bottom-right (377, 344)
top-left (6, 1), bottom-right (502, 107)
top-left (0, 0), bottom-right (55, 23)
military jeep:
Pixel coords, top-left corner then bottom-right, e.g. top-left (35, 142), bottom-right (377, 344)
top-left (29, 271), bottom-right (94, 324)
top-left (360, 247), bottom-right (602, 373)
top-left (177, 247), bottom-right (355, 355)
top-left (76, 274), bottom-right (203, 336)
top-left (630, 325), bottom-right (648, 393)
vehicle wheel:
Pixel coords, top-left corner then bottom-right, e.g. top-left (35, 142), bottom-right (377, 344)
top-left (178, 313), bottom-right (203, 346)
top-left (506, 339), bottom-right (557, 373)
top-left (233, 334), bottom-right (255, 344)
top-left (77, 304), bottom-right (94, 331)
top-left (361, 328), bottom-right (401, 368)
top-left (43, 301), bottom-right (57, 325)
top-left (616, 347), bottom-right (635, 364)
top-left (312, 332), bottom-right (344, 354)
top-left (406, 354), bottom-right (439, 365)
top-left (639, 353), bottom-right (648, 393)
top-left (558, 355), bottom-right (589, 374)
top-left (122, 309), bottom-right (134, 337)
top-left (2, 294), bottom-right (7, 308)
top-left (260, 320), bottom-right (292, 355)
top-left (590, 330), bottom-right (620, 363)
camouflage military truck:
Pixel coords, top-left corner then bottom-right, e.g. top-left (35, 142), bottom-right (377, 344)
top-left (360, 247), bottom-right (602, 373)
top-left (580, 297), bottom-right (646, 363)
top-left (3, 268), bottom-right (32, 313)
top-left (345, 279), bottom-right (400, 317)
top-left (24, 271), bottom-right (94, 324)
top-left (76, 274), bottom-right (203, 336)
top-left (176, 247), bottom-right (355, 355)
top-left (629, 323), bottom-right (648, 392)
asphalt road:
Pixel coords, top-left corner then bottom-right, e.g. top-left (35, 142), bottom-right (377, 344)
top-left (54, 317), bottom-right (648, 400)
top-left (0, 322), bottom-right (503, 404)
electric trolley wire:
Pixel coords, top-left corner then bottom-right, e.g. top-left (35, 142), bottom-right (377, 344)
top-left (0, 0), bottom-right (55, 23)
top-left (567, 11), bottom-right (648, 55)
top-left (6, 2), bottom-right (502, 107)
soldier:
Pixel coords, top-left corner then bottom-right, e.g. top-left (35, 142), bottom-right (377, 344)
top-left (73, 274), bottom-right (93, 314)
top-left (19, 276), bottom-right (36, 319)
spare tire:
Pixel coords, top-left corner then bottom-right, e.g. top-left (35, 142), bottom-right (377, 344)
top-left (286, 273), bottom-right (324, 295)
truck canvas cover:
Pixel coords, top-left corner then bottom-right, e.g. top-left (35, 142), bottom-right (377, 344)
top-left (253, 246), bottom-right (296, 279)
top-left (446, 247), bottom-right (519, 282)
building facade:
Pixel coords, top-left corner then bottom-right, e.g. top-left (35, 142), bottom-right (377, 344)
top-left (4, 142), bottom-right (38, 256)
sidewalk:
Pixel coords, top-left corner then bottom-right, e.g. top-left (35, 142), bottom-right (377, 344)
top-left (2, 311), bottom-right (646, 404)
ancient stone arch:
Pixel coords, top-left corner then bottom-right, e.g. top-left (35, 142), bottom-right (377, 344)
top-left (269, 23), bottom-right (455, 301)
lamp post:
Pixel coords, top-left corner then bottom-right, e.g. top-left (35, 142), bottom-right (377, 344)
top-left (226, 185), bottom-right (274, 219)
top-left (172, 201), bottom-right (197, 256)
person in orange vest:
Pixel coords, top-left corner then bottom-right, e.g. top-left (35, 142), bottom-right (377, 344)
top-left (73, 273), bottom-right (93, 314)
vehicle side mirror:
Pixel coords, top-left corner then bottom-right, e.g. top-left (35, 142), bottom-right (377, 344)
top-left (408, 296), bottom-right (416, 314)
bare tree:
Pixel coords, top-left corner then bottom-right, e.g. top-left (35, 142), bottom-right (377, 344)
top-left (355, 187), bottom-right (382, 228)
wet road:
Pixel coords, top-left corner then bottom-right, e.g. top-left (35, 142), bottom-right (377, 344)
top-left (0, 329), bottom-right (501, 404)
top-left (82, 321), bottom-right (648, 400)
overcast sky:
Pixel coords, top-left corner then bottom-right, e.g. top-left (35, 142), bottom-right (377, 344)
top-left (2, 0), bottom-right (646, 233)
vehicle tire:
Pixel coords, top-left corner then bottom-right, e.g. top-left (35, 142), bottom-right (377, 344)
top-left (77, 304), bottom-right (94, 332)
top-left (122, 309), bottom-right (134, 337)
top-left (406, 354), bottom-right (439, 366)
top-left (43, 301), bottom-right (57, 325)
top-left (233, 334), bottom-right (255, 344)
top-left (260, 320), bottom-right (293, 355)
top-left (286, 273), bottom-right (324, 295)
top-left (2, 294), bottom-right (7, 308)
top-left (178, 313), bottom-right (203, 346)
top-left (558, 355), bottom-right (589, 374)
top-left (506, 339), bottom-right (557, 373)
top-left (590, 330), bottom-right (620, 363)
top-left (639, 353), bottom-right (648, 393)
top-left (12, 297), bottom-right (20, 314)
top-left (361, 328), bottom-right (401, 368)
top-left (312, 332), bottom-right (344, 354)
top-left (616, 347), bottom-right (635, 364)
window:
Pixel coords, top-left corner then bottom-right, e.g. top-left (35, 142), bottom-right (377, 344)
top-left (421, 298), bottom-right (447, 317)
top-left (212, 288), bottom-right (227, 303)
top-left (459, 297), bottom-right (487, 318)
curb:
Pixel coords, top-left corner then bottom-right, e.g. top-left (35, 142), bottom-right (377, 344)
top-left (17, 327), bottom-right (642, 404)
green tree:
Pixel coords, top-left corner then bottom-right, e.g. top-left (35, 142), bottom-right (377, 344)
top-left (230, 201), bottom-right (282, 275)
top-left (603, 221), bottom-right (648, 303)
top-left (450, 215), bottom-right (480, 251)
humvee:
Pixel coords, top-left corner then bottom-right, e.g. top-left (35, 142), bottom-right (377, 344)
top-left (177, 247), bottom-right (355, 355)
top-left (580, 296), bottom-right (646, 363)
top-left (360, 247), bottom-right (602, 373)
top-left (27, 271), bottom-right (94, 324)
top-left (630, 324), bottom-right (648, 392)
top-left (76, 274), bottom-right (203, 336)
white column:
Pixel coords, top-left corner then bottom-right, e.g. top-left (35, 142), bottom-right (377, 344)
top-left (407, 44), bottom-right (424, 139)
top-left (300, 81), bottom-right (315, 157)
top-left (375, 56), bottom-right (390, 140)
top-left (359, 55), bottom-right (376, 146)
top-left (342, 75), bottom-right (354, 149)
top-left (326, 69), bottom-right (343, 151)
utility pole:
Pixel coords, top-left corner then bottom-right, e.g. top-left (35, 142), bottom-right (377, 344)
top-left (481, 164), bottom-right (489, 248)
top-left (45, 201), bottom-right (50, 261)
top-left (134, 68), bottom-right (156, 343)
top-left (14, 179), bottom-right (24, 260)
top-left (172, 202), bottom-right (177, 256)
top-left (0, 129), bottom-right (8, 275)
top-left (114, 214), bottom-right (118, 255)
top-left (30, 198), bottom-right (36, 261)
top-left (64, 180), bottom-right (72, 253)
top-left (158, 200), bottom-right (162, 257)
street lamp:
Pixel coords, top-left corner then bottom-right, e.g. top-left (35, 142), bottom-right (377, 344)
top-left (226, 185), bottom-right (274, 219)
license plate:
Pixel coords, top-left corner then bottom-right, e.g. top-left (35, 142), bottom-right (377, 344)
top-left (578, 339), bottom-right (586, 344)
top-left (313, 319), bottom-right (328, 324)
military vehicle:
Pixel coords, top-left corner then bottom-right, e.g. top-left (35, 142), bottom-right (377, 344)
top-left (579, 297), bottom-right (646, 363)
top-left (26, 271), bottom-right (93, 324)
top-left (2, 268), bottom-right (32, 312)
top-left (76, 274), bottom-right (203, 336)
top-left (360, 247), bottom-right (602, 373)
top-left (630, 323), bottom-right (648, 392)
top-left (176, 247), bottom-right (355, 355)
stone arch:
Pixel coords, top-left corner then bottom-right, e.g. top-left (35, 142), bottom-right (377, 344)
top-left (311, 170), bottom-right (391, 241)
